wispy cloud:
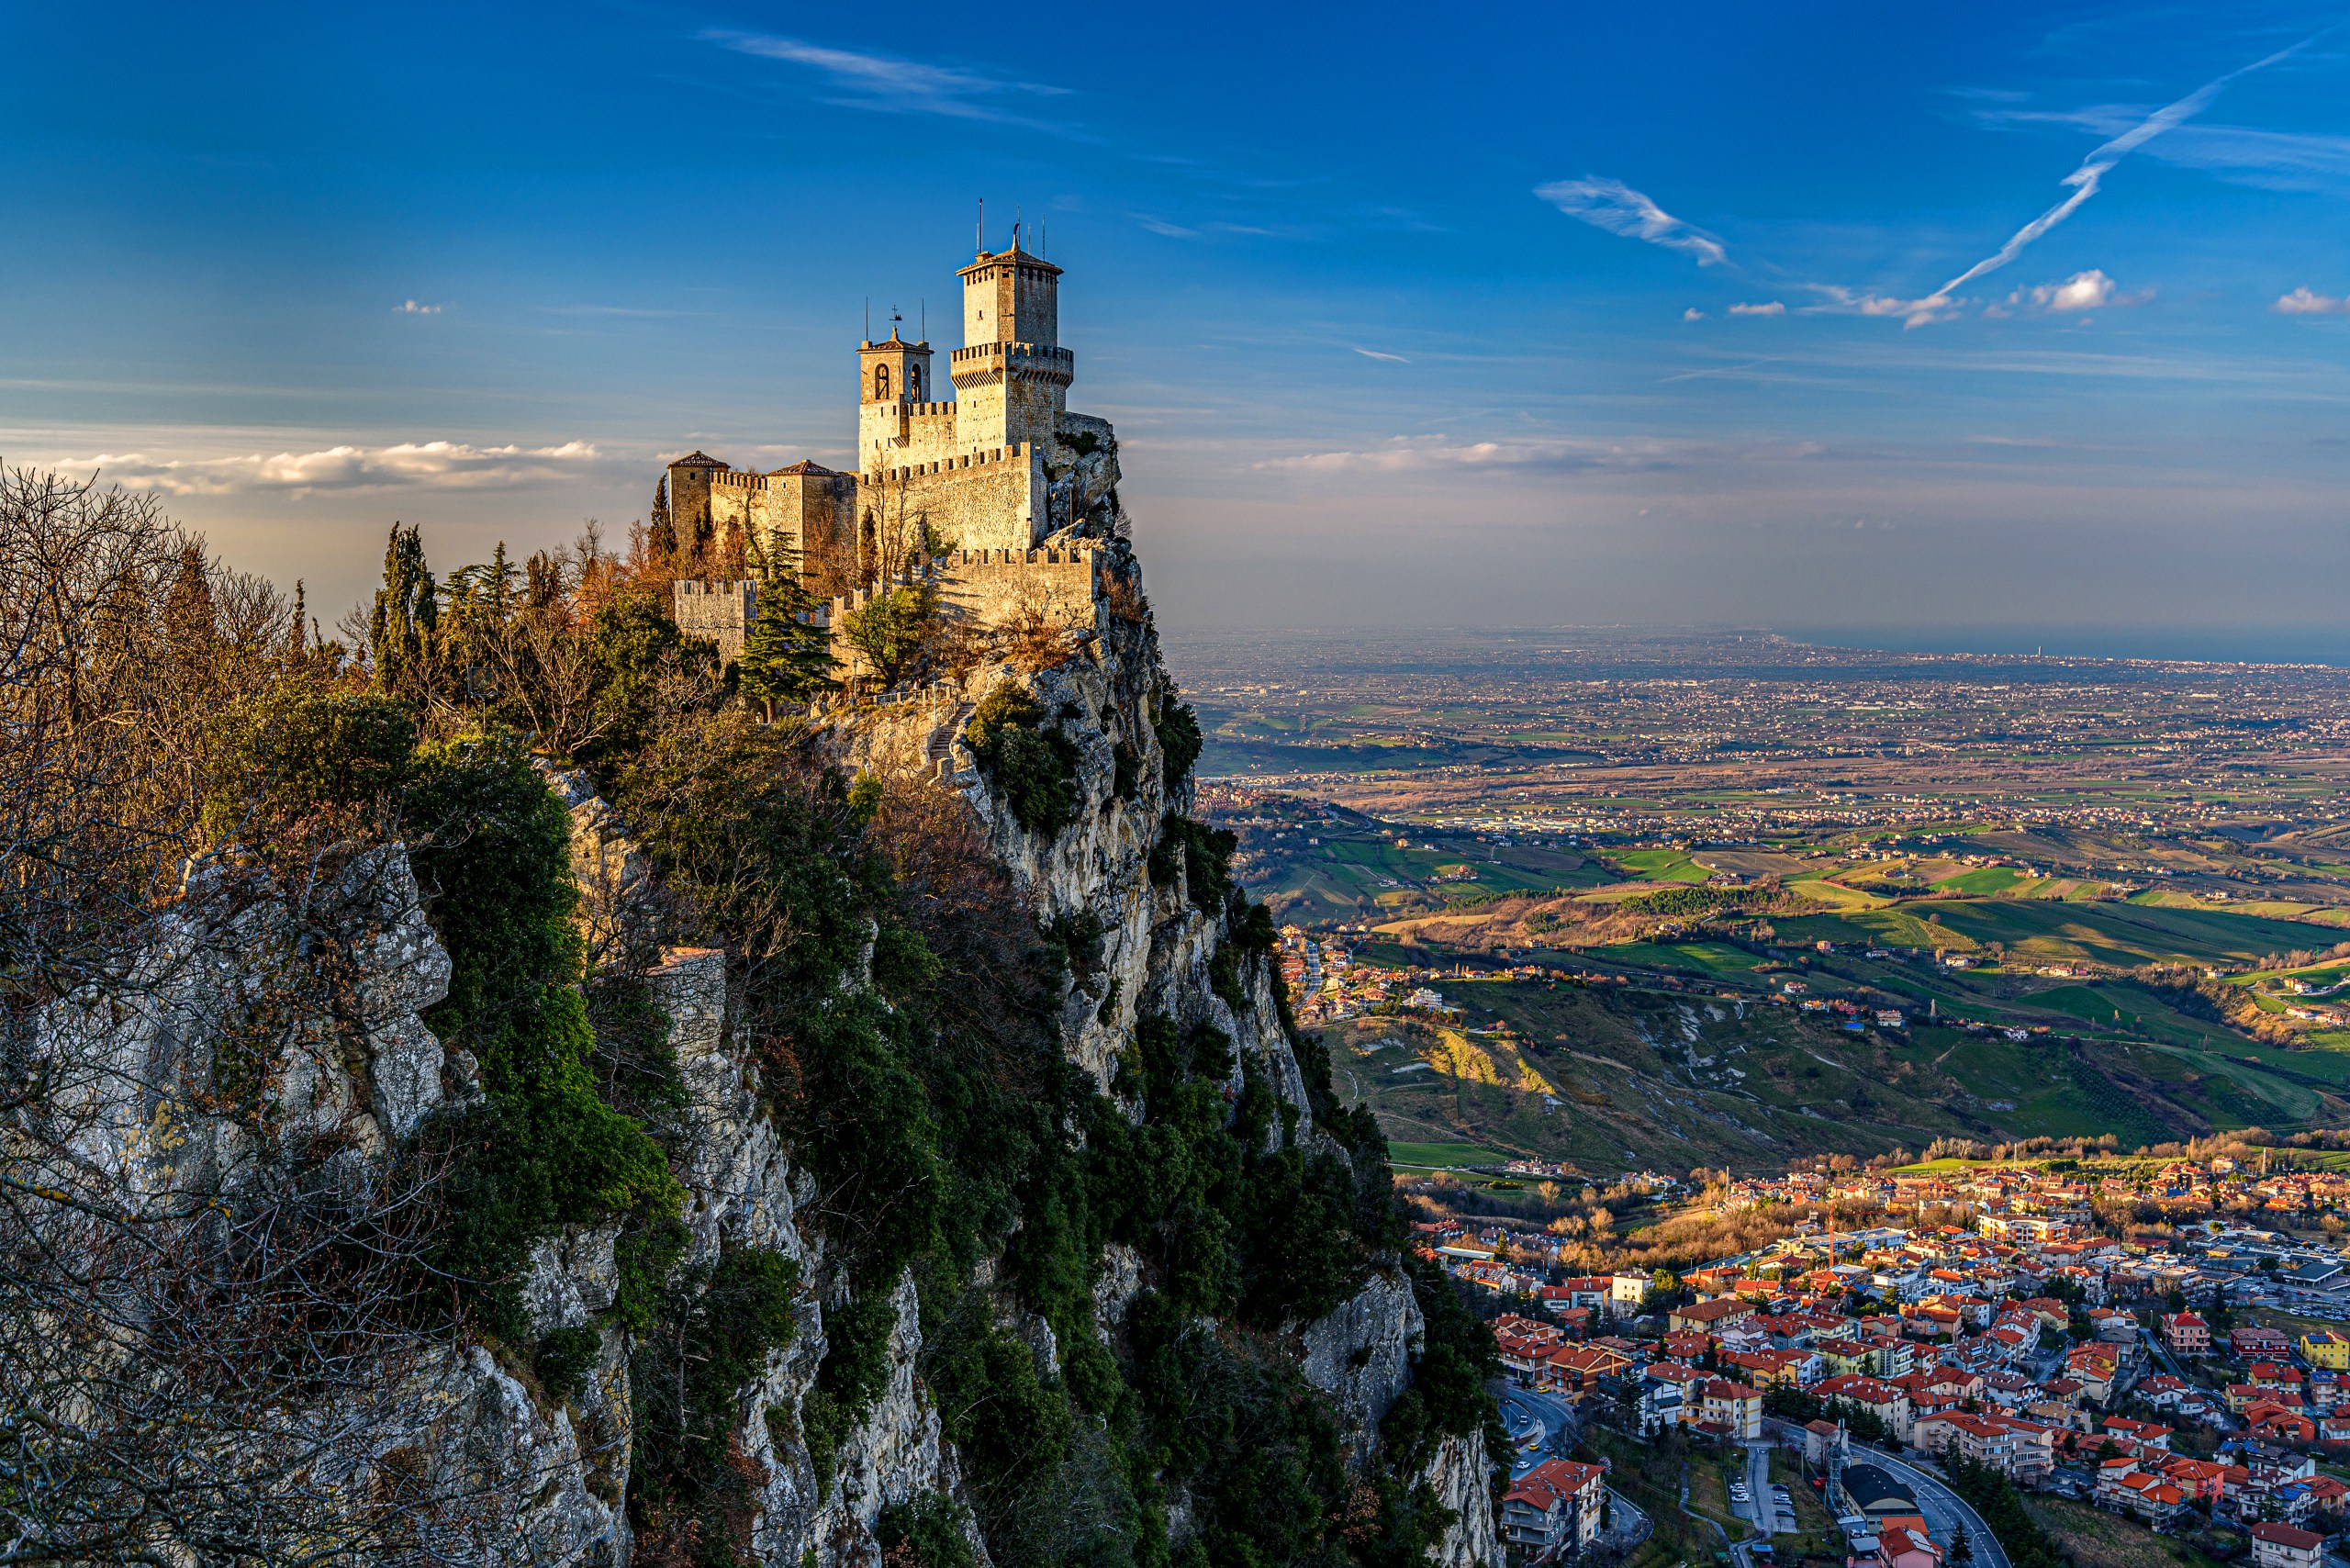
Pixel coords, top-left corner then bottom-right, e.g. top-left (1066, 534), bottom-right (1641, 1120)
top-left (1534, 177), bottom-right (1727, 266)
top-left (1353, 347), bottom-right (1410, 363)
top-left (1684, 308), bottom-right (1707, 321)
top-left (1800, 286), bottom-right (1938, 319)
top-left (2277, 287), bottom-right (2350, 315)
top-left (1134, 215), bottom-right (1198, 238)
top-left (1729, 301), bottom-right (1786, 317)
top-left (1903, 39), bottom-right (2311, 326)
top-left (68, 440), bottom-right (600, 496)
top-left (1980, 106), bottom-right (2350, 193)
top-left (700, 30), bottom-right (1070, 126)
top-left (1256, 433), bottom-right (1820, 474)
top-left (396, 299), bottom-right (442, 315)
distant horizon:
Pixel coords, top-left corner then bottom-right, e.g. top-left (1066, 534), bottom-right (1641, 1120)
top-left (1159, 621), bottom-right (2350, 672)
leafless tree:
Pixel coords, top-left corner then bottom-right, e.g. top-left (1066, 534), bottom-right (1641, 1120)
top-left (0, 469), bottom-right (566, 1565)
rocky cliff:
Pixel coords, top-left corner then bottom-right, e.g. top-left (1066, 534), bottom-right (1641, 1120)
top-left (19, 452), bottom-right (1501, 1568)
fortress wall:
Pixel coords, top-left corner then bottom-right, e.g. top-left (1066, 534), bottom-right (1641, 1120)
top-left (673, 579), bottom-right (756, 666)
top-left (862, 444), bottom-right (1042, 554)
top-left (934, 548), bottom-right (1102, 636)
top-left (860, 404), bottom-right (965, 473)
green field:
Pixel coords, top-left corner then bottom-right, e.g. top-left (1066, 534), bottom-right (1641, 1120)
top-left (1593, 941), bottom-right (1766, 977)
top-left (1939, 867), bottom-right (2027, 896)
top-left (1385, 1140), bottom-right (1507, 1169)
top-left (1605, 849), bottom-right (1713, 884)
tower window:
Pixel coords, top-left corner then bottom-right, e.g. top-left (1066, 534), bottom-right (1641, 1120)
top-left (874, 364), bottom-right (890, 399)
top-left (909, 365), bottom-right (923, 399)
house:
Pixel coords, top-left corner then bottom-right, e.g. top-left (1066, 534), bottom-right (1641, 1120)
top-left (2103, 1417), bottom-right (2173, 1451)
top-left (1816, 1373), bottom-right (1914, 1442)
top-left (1610, 1271), bottom-right (1654, 1317)
top-left (1801, 1418), bottom-right (1848, 1468)
top-left (1672, 1296), bottom-right (1756, 1334)
top-left (2250, 1521), bottom-right (2325, 1568)
top-left (2233, 1326), bottom-right (2292, 1361)
top-left (1641, 1362), bottom-right (1706, 1433)
top-left (1502, 1458), bottom-right (1607, 1558)
top-left (2067, 1343), bottom-right (2121, 1406)
top-left (2164, 1311), bottom-right (2211, 1357)
top-left (1913, 1413), bottom-right (2017, 1474)
top-left (1877, 1524), bottom-right (1943, 1568)
top-left (1726, 1348), bottom-right (1823, 1389)
top-left (2087, 1308), bottom-right (2138, 1343)
top-left (2300, 1330), bottom-right (2350, 1371)
top-left (1700, 1378), bottom-right (1765, 1441)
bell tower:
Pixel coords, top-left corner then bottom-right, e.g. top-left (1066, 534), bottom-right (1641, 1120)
top-left (857, 327), bottom-right (934, 465)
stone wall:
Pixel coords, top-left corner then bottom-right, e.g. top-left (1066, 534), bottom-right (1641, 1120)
top-left (861, 442), bottom-right (1043, 554)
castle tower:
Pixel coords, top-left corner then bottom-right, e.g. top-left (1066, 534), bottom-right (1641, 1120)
top-left (856, 329), bottom-right (934, 466)
top-left (950, 244), bottom-right (1073, 453)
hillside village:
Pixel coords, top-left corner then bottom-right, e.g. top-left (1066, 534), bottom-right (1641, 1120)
top-left (1426, 1151), bottom-right (2350, 1567)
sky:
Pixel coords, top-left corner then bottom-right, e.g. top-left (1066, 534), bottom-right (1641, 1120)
top-left (6, 2), bottom-right (2349, 658)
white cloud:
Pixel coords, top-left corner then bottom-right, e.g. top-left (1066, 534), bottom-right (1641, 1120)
top-left (1352, 347), bottom-right (1409, 363)
top-left (396, 299), bottom-right (442, 315)
top-left (1534, 177), bottom-right (1727, 266)
top-left (1684, 308), bottom-right (1707, 320)
top-left (2276, 287), bottom-right (2350, 315)
top-left (68, 440), bottom-right (600, 497)
top-left (2008, 269), bottom-right (2150, 314)
top-left (701, 30), bottom-right (1070, 126)
top-left (1729, 301), bottom-right (1785, 317)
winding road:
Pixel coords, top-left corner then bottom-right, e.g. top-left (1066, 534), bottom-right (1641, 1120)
top-left (1850, 1444), bottom-right (2011, 1568)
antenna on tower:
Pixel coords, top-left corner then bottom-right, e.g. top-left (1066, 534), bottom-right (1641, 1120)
top-left (864, 297), bottom-right (870, 342)
top-left (977, 198), bottom-right (985, 254)
top-left (1014, 205), bottom-right (1022, 250)
top-left (920, 299), bottom-right (925, 342)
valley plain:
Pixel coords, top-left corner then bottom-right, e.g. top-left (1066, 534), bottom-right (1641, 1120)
top-left (1171, 630), bottom-right (2350, 1173)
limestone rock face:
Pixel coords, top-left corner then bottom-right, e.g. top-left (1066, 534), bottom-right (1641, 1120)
top-left (1422, 1434), bottom-right (1504, 1568)
top-left (1301, 1271), bottom-right (1425, 1465)
top-left (29, 845), bottom-right (635, 1567)
top-left (551, 780), bottom-right (979, 1568)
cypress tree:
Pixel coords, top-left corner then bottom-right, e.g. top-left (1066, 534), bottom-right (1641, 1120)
top-left (737, 526), bottom-right (837, 716)
top-left (648, 477), bottom-right (676, 562)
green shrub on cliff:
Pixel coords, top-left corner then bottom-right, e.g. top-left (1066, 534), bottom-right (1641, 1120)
top-left (964, 681), bottom-right (1082, 835)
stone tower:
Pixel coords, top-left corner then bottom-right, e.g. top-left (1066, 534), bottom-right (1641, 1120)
top-left (949, 244), bottom-right (1073, 454)
top-left (856, 328), bottom-right (938, 467)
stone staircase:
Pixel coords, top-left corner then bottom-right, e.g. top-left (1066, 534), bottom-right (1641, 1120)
top-left (925, 702), bottom-right (977, 778)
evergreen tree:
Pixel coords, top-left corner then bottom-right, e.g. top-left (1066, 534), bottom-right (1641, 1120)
top-left (368, 523), bottom-right (437, 694)
top-left (648, 476), bottom-right (676, 561)
top-left (737, 526), bottom-right (837, 716)
top-left (1951, 1523), bottom-right (1974, 1566)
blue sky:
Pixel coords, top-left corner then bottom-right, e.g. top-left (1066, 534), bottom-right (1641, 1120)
top-left (6, 2), bottom-right (2348, 654)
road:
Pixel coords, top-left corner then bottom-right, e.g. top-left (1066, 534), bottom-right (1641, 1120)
top-left (1851, 1445), bottom-right (2010, 1568)
top-left (1494, 1383), bottom-right (1581, 1478)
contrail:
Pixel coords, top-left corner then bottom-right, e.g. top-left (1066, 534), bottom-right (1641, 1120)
top-left (1905, 37), bottom-right (2311, 324)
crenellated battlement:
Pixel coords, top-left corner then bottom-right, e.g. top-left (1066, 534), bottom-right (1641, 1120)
top-left (864, 443), bottom-right (1031, 485)
top-left (948, 342), bottom-right (1074, 382)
